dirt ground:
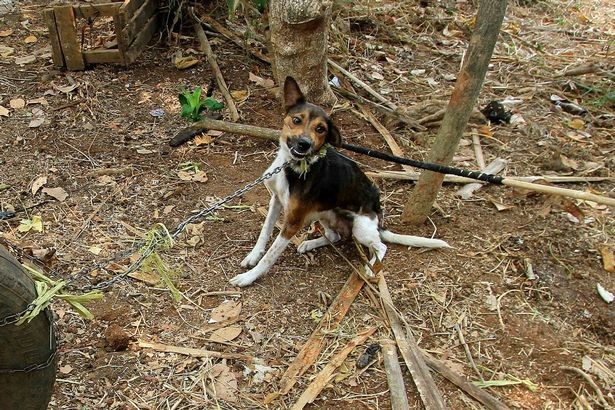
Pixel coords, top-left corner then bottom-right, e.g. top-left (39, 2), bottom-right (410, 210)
top-left (1, 0), bottom-right (614, 409)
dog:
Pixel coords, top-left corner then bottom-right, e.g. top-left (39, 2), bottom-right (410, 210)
top-left (229, 77), bottom-right (449, 287)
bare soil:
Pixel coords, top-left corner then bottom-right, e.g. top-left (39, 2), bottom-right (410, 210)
top-left (0, 0), bottom-right (613, 409)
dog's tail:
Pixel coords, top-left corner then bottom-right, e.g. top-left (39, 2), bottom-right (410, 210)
top-left (379, 230), bottom-right (451, 248)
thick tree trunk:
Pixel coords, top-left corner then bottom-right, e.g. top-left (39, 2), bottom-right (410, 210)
top-left (269, 0), bottom-right (335, 106)
top-left (401, 0), bottom-right (507, 224)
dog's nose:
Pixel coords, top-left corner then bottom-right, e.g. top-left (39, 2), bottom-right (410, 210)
top-left (297, 137), bottom-right (312, 153)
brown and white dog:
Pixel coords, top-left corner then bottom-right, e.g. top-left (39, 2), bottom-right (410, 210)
top-left (229, 77), bottom-right (449, 287)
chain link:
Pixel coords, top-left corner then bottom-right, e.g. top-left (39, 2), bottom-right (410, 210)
top-left (0, 163), bottom-right (287, 372)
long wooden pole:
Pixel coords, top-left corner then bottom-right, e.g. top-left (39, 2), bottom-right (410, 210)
top-left (172, 118), bottom-right (615, 207)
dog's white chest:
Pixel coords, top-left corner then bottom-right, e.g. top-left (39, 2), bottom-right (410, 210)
top-left (264, 151), bottom-right (290, 208)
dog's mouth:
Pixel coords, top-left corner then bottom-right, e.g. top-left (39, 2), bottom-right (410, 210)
top-left (289, 147), bottom-right (310, 159)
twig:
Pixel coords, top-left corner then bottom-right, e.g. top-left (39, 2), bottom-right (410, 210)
top-left (381, 339), bottom-right (410, 410)
top-left (328, 59), bottom-right (397, 110)
top-left (191, 9), bottom-right (240, 122)
top-left (417, 108), bottom-right (446, 125)
top-left (138, 340), bottom-right (254, 362)
top-left (472, 131), bottom-right (486, 170)
top-left (291, 327), bottom-right (377, 409)
top-left (356, 103), bottom-right (413, 173)
top-left (454, 323), bottom-right (484, 382)
top-left (378, 274), bottom-right (447, 410)
top-left (422, 352), bottom-right (511, 410)
top-left (561, 366), bottom-right (610, 408)
top-left (265, 272), bottom-right (365, 403)
top-left (455, 158), bottom-right (507, 199)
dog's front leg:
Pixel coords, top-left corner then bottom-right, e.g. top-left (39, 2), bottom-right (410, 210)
top-left (241, 195), bottom-right (282, 268)
top-left (230, 216), bottom-right (302, 287)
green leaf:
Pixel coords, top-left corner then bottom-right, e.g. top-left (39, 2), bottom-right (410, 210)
top-left (203, 97), bottom-right (225, 111)
top-left (18, 215), bottom-right (43, 233)
top-left (0, 183), bottom-right (9, 191)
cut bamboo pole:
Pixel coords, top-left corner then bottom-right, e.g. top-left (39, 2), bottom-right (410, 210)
top-left (382, 339), bottom-right (411, 410)
top-left (264, 272), bottom-right (365, 403)
top-left (456, 158), bottom-right (507, 199)
top-left (378, 275), bottom-right (447, 410)
top-left (291, 327), bottom-right (376, 410)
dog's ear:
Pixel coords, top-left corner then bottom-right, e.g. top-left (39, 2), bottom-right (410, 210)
top-left (283, 77), bottom-right (305, 112)
top-left (326, 122), bottom-right (342, 147)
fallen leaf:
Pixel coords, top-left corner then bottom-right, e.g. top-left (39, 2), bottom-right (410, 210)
top-left (15, 55), bottom-right (36, 65)
top-left (24, 35), bottom-right (37, 43)
top-left (0, 105), bottom-right (8, 117)
top-left (31, 175), bottom-right (47, 195)
top-left (567, 118), bottom-right (585, 130)
top-left (174, 55), bottom-right (199, 69)
top-left (177, 170), bottom-right (208, 182)
top-left (128, 270), bottom-right (160, 285)
top-left (18, 215), bottom-right (43, 233)
top-left (29, 117), bottom-right (44, 128)
top-left (0, 29), bottom-right (13, 37)
top-left (490, 200), bottom-right (515, 211)
top-left (209, 326), bottom-right (242, 343)
top-left (208, 363), bottom-right (238, 402)
top-left (231, 89), bottom-right (249, 102)
top-left (59, 365), bottom-right (73, 374)
top-left (248, 72), bottom-right (275, 88)
top-left (54, 84), bottom-right (78, 94)
top-left (0, 45), bottom-right (14, 57)
top-left (209, 300), bottom-right (241, 323)
top-left (136, 148), bottom-right (156, 154)
top-left (42, 187), bottom-right (68, 202)
top-left (410, 69), bottom-right (426, 76)
top-left (9, 98), bottom-right (25, 109)
top-left (88, 245), bottom-right (103, 255)
top-left (186, 235), bottom-right (200, 247)
top-left (600, 245), bottom-right (614, 272)
top-left (194, 134), bottom-right (213, 146)
top-left (370, 71), bottom-right (384, 80)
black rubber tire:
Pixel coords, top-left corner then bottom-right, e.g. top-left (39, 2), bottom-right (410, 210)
top-left (0, 245), bottom-right (57, 410)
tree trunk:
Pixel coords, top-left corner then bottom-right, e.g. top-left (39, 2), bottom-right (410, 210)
top-left (401, 0), bottom-right (507, 225)
top-left (269, 0), bottom-right (335, 106)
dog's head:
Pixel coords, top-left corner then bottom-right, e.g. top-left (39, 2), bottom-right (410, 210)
top-left (281, 77), bottom-right (341, 160)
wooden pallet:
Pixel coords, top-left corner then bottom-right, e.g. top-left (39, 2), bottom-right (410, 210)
top-left (44, 0), bottom-right (160, 70)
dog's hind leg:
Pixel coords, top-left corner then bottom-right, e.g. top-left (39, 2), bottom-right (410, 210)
top-left (352, 214), bottom-right (387, 277)
top-left (297, 224), bottom-right (340, 254)
top-left (241, 196), bottom-right (282, 268)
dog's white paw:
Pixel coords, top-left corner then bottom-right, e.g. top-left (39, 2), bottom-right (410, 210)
top-left (241, 249), bottom-right (264, 268)
top-left (229, 270), bottom-right (260, 287)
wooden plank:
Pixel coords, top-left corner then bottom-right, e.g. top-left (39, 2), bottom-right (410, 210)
top-left (54, 5), bottom-right (85, 70)
top-left (44, 9), bottom-right (65, 67)
top-left (114, 13), bottom-right (128, 64)
top-left (124, 12), bottom-right (159, 63)
top-left (83, 49), bottom-right (123, 64)
top-left (72, 2), bottom-right (121, 19)
top-left (119, 0), bottom-right (147, 19)
top-left (122, 0), bottom-right (158, 44)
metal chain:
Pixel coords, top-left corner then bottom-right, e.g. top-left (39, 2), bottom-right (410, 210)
top-left (0, 162), bottom-right (287, 333)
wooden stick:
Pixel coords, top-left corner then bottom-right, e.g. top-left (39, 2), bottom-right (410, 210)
top-left (138, 340), bottom-right (254, 362)
top-left (191, 10), bottom-right (240, 122)
top-left (328, 59), bottom-right (397, 110)
top-left (381, 339), bottom-right (410, 410)
top-left (196, 12), bottom-right (271, 64)
top-left (456, 158), bottom-right (507, 199)
top-left (378, 275), bottom-right (447, 410)
top-left (356, 104), bottom-right (413, 173)
top-left (180, 118), bottom-right (615, 206)
top-left (472, 132), bottom-right (486, 169)
top-left (291, 327), bottom-right (376, 409)
top-left (265, 272), bottom-right (365, 404)
top-left (422, 352), bottom-right (511, 410)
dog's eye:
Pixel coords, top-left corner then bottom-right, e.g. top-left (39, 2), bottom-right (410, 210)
top-left (292, 117), bottom-right (302, 125)
top-left (315, 125), bottom-right (326, 134)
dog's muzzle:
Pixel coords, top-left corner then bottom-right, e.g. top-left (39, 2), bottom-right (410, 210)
top-left (288, 136), bottom-right (313, 158)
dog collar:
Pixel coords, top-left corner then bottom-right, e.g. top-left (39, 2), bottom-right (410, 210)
top-left (297, 143), bottom-right (330, 178)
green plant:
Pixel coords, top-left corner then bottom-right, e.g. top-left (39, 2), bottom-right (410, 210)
top-left (179, 86), bottom-right (224, 122)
